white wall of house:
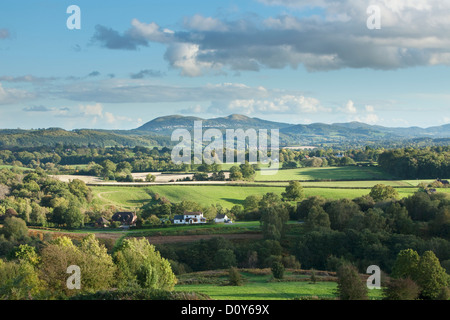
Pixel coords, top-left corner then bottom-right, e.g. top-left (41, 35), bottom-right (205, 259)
top-left (174, 213), bottom-right (207, 224)
top-left (214, 215), bottom-right (232, 223)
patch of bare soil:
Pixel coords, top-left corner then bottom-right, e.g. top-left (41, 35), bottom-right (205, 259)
top-left (144, 233), bottom-right (263, 244)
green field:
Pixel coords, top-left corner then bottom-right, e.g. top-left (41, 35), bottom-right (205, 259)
top-left (90, 184), bottom-right (429, 210)
top-left (255, 166), bottom-right (394, 181)
top-left (174, 270), bottom-right (383, 300)
top-left (0, 165), bottom-right (31, 171)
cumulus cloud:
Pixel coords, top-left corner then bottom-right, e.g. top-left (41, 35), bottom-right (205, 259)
top-left (90, 2), bottom-right (450, 75)
top-left (0, 83), bottom-right (35, 105)
top-left (340, 100), bottom-right (357, 114)
top-left (79, 103), bottom-right (103, 117)
top-left (207, 94), bottom-right (328, 116)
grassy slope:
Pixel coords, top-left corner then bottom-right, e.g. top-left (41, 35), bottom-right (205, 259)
top-left (91, 184), bottom-right (429, 210)
top-left (255, 166), bottom-right (393, 181)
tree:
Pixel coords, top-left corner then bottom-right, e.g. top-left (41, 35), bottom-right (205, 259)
top-left (0, 260), bottom-right (43, 300)
top-left (304, 205), bottom-right (331, 231)
top-left (214, 249), bottom-right (237, 269)
top-left (260, 204), bottom-right (289, 241)
top-left (336, 264), bottom-right (368, 300)
top-left (271, 261), bottom-right (285, 279)
top-left (391, 249), bottom-right (420, 280)
top-left (369, 184), bottom-right (399, 202)
top-left (39, 236), bottom-right (116, 297)
top-left (415, 251), bottom-right (449, 300)
top-left (68, 179), bottom-right (92, 202)
top-left (145, 174), bottom-right (156, 182)
top-left (228, 267), bottom-right (243, 286)
top-left (63, 204), bottom-right (85, 229)
top-left (114, 238), bottom-right (177, 291)
top-left (2, 216), bottom-right (28, 240)
top-left (325, 198), bottom-right (362, 231)
top-left (282, 181), bottom-right (304, 202)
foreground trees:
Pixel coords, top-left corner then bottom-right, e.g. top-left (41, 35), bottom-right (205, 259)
top-left (389, 249), bottom-right (450, 300)
top-left (0, 235), bottom-right (176, 300)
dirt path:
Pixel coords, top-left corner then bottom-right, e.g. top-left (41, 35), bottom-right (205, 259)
top-left (145, 233), bottom-right (263, 245)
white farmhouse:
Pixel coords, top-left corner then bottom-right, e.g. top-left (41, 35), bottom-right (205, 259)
top-left (214, 214), bottom-right (232, 224)
top-left (173, 212), bottom-right (207, 225)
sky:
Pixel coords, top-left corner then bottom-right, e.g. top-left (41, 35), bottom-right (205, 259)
top-left (0, 0), bottom-right (449, 130)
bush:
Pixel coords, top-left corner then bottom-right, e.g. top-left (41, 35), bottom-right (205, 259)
top-left (228, 267), bottom-right (243, 286)
top-left (271, 261), bottom-right (285, 280)
top-left (383, 278), bottom-right (420, 300)
top-left (336, 264), bottom-right (368, 300)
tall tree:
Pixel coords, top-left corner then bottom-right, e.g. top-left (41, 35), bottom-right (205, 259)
top-left (336, 264), bottom-right (368, 300)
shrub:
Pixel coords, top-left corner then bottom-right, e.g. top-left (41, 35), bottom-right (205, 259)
top-left (383, 278), bottom-right (420, 300)
top-left (228, 267), bottom-right (243, 286)
top-left (271, 261), bottom-right (285, 280)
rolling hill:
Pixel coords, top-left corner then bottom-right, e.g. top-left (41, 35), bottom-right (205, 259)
top-left (0, 114), bottom-right (449, 148)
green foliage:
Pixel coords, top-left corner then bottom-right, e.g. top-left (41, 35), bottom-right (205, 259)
top-left (228, 267), bottom-right (243, 286)
top-left (369, 184), bottom-right (399, 202)
top-left (336, 264), bottom-right (368, 300)
top-left (378, 147), bottom-right (450, 179)
top-left (214, 249), bottom-right (237, 269)
top-left (415, 251), bottom-right (449, 300)
top-left (39, 236), bottom-right (116, 298)
top-left (282, 181), bottom-right (304, 201)
top-left (271, 261), bottom-right (285, 280)
top-left (260, 194), bottom-right (289, 240)
top-left (383, 277), bottom-right (420, 300)
top-left (114, 238), bottom-right (177, 291)
top-left (391, 249), bottom-right (420, 279)
top-left (2, 217), bottom-right (28, 240)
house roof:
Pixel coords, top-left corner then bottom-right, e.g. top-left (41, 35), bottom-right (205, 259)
top-left (215, 214), bottom-right (228, 219)
top-left (173, 215), bottom-right (185, 220)
top-left (97, 217), bottom-right (110, 224)
top-left (112, 212), bottom-right (136, 225)
top-left (184, 211), bottom-right (203, 215)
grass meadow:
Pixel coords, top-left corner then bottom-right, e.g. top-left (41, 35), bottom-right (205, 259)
top-left (90, 184), bottom-right (431, 210)
top-left (174, 270), bottom-right (383, 300)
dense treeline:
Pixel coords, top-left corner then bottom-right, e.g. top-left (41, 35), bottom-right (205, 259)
top-left (0, 144), bottom-right (382, 176)
top-left (0, 232), bottom-right (177, 300)
top-left (0, 168), bottom-right (114, 229)
top-left (378, 146), bottom-right (450, 179)
top-left (0, 128), bottom-right (171, 149)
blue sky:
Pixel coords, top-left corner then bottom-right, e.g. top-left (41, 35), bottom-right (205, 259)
top-left (0, 0), bottom-right (449, 130)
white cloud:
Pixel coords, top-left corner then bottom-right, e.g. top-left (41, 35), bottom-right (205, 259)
top-left (89, 0), bottom-right (450, 74)
top-left (208, 94), bottom-right (328, 116)
top-left (0, 83), bottom-right (34, 105)
top-left (129, 19), bottom-right (174, 43)
top-left (340, 100), bottom-right (357, 114)
top-left (354, 113), bottom-right (380, 125)
top-left (164, 43), bottom-right (219, 77)
top-left (365, 105), bottom-right (375, 113)
top-left (183, 15), bottom-right (228, 32)
top-left (79, 103), bottom-right (103, 117)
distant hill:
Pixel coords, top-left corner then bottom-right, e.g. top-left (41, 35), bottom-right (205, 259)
top-left (0, 115), bottom-right (449, 149)
top-left (135, 114), bottom-right (292, 135)
top-left (135, 115), bottom-right (450, 147)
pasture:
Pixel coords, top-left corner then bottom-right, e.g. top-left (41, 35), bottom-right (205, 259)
top-left (254, 166), bottom-right (394, 182)
top-left (90, 184), bottom-right (429, 211)
top-left (174, 269), bottom-right (383, 300)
